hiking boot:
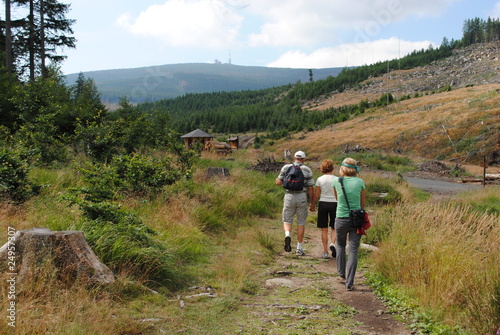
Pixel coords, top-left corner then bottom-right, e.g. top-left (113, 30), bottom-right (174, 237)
top-left (330, 244), bottom-right (336, 259)
top-left (322, 252), bottom-right (329, 259)
top-left (284, 236), bottom-right (292, 252)
top-left (295, 248), bottom-right (305, 256)
top-left (346, 285), bottom-right (354, 291)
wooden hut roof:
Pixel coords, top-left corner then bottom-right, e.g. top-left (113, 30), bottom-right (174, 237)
top-left (181, 129), bottom-right (214, 138)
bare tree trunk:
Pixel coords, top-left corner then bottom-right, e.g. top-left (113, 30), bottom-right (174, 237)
top-left (29, 0), bottom-right (35, 81)
top-left (5, 0), bottom-right (13, 73)
top-left (40, 0), bottom-right (46, 77)
top-left (0, 228), bottom-right (115, 285)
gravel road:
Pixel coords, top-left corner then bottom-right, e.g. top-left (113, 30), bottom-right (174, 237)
top-left (405, 176), bottom-right (483, 195)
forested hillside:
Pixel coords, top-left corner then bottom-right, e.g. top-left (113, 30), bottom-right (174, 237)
top-left (64, 63), bottom-right (344, 104)
top-left (136, 38), bottom-right (461, 135)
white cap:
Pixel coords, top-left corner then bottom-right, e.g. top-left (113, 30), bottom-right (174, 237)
top-left (294, 151), bottom-right (306, 159)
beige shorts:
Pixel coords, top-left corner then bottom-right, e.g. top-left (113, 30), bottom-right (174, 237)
top-left (282, 192), bottom-right (308, 226)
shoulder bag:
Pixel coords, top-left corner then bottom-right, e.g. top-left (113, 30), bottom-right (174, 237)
top-left (338, 177), bottom-right (366, 229)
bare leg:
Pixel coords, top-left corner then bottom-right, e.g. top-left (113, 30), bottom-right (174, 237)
top-left (321, 228), bottom-right (329, 253)
top-left (283, 222), bottom-right (292, 234)
top-left (297, 225), bottom-right (305, 243)
top-left (331, 228), bottom-right (336, 244)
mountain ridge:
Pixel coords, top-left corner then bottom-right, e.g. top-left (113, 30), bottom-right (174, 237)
top-left (65, 63), bottom-right (345, 105)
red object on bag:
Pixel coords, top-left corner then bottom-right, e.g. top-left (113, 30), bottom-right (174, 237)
top-left (356, 212), bottom-right (371, 235)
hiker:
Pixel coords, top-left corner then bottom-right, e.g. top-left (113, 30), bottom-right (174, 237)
top-left (332, 158), bottom-right (366, 291)
top-left (310, 159), bottom-right (337, 259)
top-left (275, 150), bottom-right (314, 256)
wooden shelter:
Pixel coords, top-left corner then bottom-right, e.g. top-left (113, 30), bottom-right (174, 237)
top-left (227, 136), bottom-right (239, 150)
top-left (181, 129), bottom-right (214, 150)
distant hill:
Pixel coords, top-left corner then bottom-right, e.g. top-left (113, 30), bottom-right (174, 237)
top-left (65, 63), bottom-right (344, 104)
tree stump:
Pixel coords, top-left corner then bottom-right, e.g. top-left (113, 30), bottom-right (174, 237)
top-left (0, 228), bottom-right (115, 285)
top-left (205, 167), bottom-right (230, 177)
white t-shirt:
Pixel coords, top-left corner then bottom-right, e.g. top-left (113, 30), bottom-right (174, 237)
top-left (315, 174), bottom-right (337, 202)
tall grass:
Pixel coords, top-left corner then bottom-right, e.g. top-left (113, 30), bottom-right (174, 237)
top-left (190, 167), bottom-right (282, 232)
top-left (0, 153), bottom-right (286, 333)
top-left (371, 190), bottom-right (500, 334)
top-left (0, 269), bottom-right (157, 335)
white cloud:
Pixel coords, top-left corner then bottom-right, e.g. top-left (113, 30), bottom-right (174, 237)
top-left (246, 0), bottom-right (460, 47)
top-left (267, 37), bottom-right (435, 69)
top-left (117, 0), bottom-right (243, 48)
top-left (117, 0), bottom-right (460, 50)
top-left (491, 2), bottom-right (500, 18)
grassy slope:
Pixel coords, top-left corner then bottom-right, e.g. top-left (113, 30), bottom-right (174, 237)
top-left (264, 43), bottom-right (500, 168)
top-left (266, 83), bottom-right (500, 169)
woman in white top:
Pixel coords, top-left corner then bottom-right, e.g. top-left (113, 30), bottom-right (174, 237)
top-left (310, 159), bottom-right (337, 259)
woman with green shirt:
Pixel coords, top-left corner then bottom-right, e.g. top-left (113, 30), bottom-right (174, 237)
top-left (332, 158), bottom-right (366, 291)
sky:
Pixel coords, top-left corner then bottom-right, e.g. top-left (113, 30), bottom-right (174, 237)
top-left (18, 0), bottom-right (500, 74)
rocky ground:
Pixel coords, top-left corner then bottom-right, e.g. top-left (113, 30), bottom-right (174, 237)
top-left (308, 42), bottom-right (500, 112)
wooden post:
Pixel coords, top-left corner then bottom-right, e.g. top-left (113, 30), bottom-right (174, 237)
top-left (483, 156), bottom-right (487, 187)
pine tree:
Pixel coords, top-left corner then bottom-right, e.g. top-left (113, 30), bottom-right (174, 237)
top-left (4, 0), bottom-right (75, 80)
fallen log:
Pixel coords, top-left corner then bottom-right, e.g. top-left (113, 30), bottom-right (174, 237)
top-left (461, 177), bottom-right (483, 183)
top-left (0, 228), bottom-right (115, 285)
top-left (485, 173), bottom-right (500, 181)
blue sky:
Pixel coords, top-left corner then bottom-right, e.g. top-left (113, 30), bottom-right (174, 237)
top-left (35, 0), bottom-right (500, 74)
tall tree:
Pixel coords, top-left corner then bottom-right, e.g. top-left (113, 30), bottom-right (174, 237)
top-left (4, 0), bottom-right (13, 72)
top-left (5, 0), bottom-right (75, 80)
top-left (36, 0), bottom-right (76, 77)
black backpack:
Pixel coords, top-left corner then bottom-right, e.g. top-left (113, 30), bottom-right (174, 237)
top-left (283, 165), bottom-right (305, 191)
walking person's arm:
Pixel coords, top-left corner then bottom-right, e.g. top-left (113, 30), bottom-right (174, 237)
top-left (307, 185), bottom-right (314, 206)
top-left (310, 186), bottom-right (320, 211)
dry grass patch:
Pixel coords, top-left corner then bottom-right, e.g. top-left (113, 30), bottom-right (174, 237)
top-left (0, 272), bottom-right (156, 335)
top-left (271, 84), bottom-right (500, 165)
top-left (372, 197), bottom-right (499, 333)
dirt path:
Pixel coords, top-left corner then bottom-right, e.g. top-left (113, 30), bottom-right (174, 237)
top-left (306, 233), bottom-right (410, 334)
top-left (234, 171), bottom-right (490, 334)
top-left (237, 228), bottom-right (412, 334)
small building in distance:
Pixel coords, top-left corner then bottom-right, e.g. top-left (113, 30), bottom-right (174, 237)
top-left (227, 136), bottom-right (239, 150)
top-left (181, 129), bottom-right (214, 150)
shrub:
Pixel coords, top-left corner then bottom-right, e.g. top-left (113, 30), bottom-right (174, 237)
top-left (349, 152), bottom-right (416, 172)
top-left (75, 211), bottom-right (189, 290)
top-left (65, 187), bottom-right (190, 290)
top-left (366, 182), bottom-right (402, 205)
top-left (112, 154), bottom-right (182, 195)
top-left (74, 117), bottom-right (122, 163)
top-left (0, 148), bottom-right (38, 203)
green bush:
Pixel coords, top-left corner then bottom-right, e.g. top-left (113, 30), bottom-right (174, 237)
top-left (366, 182), bottom-right (402, 205)
top-left (73, 154), bottom-right (186, 200)
top-left (348, 152), bottom-right (416, 172)
top-left (0, 148), bottom-right (38, 202)
top-left (66, 185), bottom-right (190, 290)
top-left (74, 118), bottom-right (122, 163)
top-left (76, 212), bottom-right (189, 291)
top-left (113, 154), bottom-right (182, 195)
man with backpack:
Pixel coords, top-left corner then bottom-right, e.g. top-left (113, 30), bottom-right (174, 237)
top-left (275, 151), bottom-right (315, 255)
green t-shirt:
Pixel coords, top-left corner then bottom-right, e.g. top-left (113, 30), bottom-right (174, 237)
top-left (332, 176), bottom-right (365, 217)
